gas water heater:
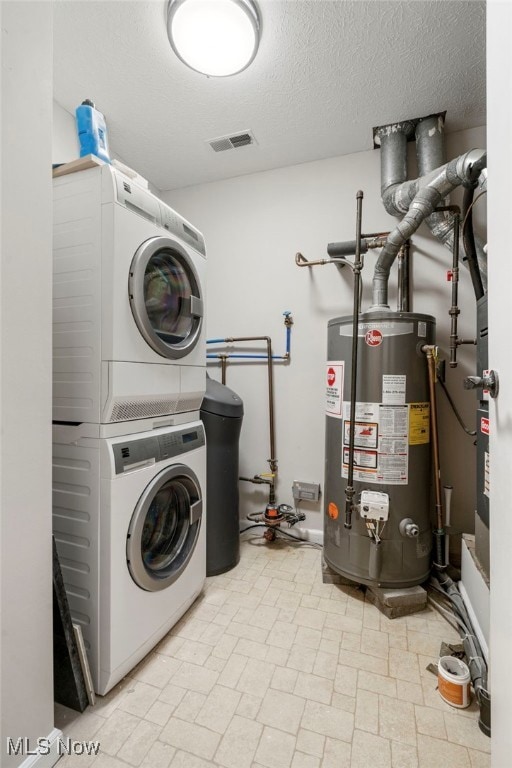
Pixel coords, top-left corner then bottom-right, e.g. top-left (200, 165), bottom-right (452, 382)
top-left (324, 311), bottom-right (435, 588)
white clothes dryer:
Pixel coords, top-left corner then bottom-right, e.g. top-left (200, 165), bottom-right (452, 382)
top-left (52, 418), bottom-right (206, 695)
top-left (53, 164), bottom-right (206, 424)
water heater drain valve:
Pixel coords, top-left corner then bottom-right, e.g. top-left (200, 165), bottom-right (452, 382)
top-left (359, 491), bottom-right (389, 522)
top-left (399, 518), bottom-right (420, 538)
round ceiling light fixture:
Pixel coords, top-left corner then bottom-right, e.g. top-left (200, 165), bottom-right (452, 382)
top-left (167, 0), bottom-right (261, 77)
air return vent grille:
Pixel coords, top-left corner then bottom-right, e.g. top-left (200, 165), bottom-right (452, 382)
top-left (207, 130), bottom-right (257, 153)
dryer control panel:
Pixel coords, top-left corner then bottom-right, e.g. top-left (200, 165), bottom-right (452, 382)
top-left (112, 425), bottom-right (205, 475)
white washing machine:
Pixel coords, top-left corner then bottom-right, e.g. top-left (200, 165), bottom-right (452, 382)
top-left (52, 416), bottom-right (206, 695)
top-left (53, 164), bottom-right (206, 424)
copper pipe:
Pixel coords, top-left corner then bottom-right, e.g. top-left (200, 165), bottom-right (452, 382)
top-left (423, 345), bottom-right (443, 531)
top-left (220, 335), bottom-right (276, 474)
top-left (295, 252), bottom-right (340, 267)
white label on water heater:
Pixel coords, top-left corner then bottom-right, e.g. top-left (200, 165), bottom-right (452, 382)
top-left (342, 401), bottom-right (409, 485)
top-left (382, 374), bottom-right (406, 405)
top-left (325, 361), bottom-right (344, 418)
top-left (339, 322), bottom-right (414, 337)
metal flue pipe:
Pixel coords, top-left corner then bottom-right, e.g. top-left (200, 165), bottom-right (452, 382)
top-left (375, 121), bottom-right (415, 196)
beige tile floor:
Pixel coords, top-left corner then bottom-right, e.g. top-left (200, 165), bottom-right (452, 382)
top-left (55, 536), bottom-right (491, 768)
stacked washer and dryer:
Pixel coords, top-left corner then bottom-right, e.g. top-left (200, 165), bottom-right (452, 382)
top-left (52, 164), bottom-right (207, 695)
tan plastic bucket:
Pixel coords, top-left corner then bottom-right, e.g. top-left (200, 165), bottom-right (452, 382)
top-left (438, 656), bottom-right (471, 708)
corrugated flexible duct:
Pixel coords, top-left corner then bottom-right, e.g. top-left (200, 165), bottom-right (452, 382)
top-left (415, 115), bottom-right (487, 294)
top-left (371, 119), bottom-right (487, 309)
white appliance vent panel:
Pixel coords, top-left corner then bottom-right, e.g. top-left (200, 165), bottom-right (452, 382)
top-left (109, 396), bottom-right (181, 422)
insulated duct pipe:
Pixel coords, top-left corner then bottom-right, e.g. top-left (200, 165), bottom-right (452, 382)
top-left (371, 147), bottom-right (487, 308)
top-left (415, 115), bottom-right (487, 296)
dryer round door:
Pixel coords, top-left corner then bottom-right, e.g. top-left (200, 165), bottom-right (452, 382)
top-left (129, 236), bottom-right (204, 359)
top-left (127, 464), bottom-right (203, 592)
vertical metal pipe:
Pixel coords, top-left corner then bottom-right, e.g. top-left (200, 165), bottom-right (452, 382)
top-left (397, 246), bottom-right (404, 313)
top-left (220, 355), bottom-right (227, 385)
top-left (397, 243), bottom-right (411, 313)
top-left (344, 191), bottom-right (364, 530)
top-left (449, 213), bottom-right (460, 368)
top-left (400, 241), bottom-right (411, 311)
top-left (216, 336), bottom-right (277, 474)
top-left (266, 336), bottom-right (277, 474)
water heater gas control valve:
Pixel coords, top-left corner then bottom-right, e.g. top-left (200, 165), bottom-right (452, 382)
top-left (359, 490), bottom-right (390, 522)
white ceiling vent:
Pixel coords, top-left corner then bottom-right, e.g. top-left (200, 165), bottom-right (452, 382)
top-left (207, 130), bottom-right (257, 153)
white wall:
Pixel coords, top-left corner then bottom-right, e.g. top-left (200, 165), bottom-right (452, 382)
top-left (164, 126), bottom-right (486, 550)
top-left (53, 100), bottom-right (79, 165)
top-left (0, 3), bottom-right (57, 766)
top-left (488, 1), bottom-right (512, 763)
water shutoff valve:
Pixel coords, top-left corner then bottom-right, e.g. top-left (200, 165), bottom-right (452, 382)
top-left (359, 490), bottom-right (390, 522)
top-left (399, 518), bottom-right (420, 538)
top-left (463, 369), bottom-right (499, 398)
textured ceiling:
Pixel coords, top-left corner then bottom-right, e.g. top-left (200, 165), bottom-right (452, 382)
top-left (53, 0), bottom-right (486, 191)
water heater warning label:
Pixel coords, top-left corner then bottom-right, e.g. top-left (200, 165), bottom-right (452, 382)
top-left (343, 421), bottom-right (378, 449)
top-left (409, 402), bottom-right (430, 445)
top-left (382, 374), bottom-right (406, 405)
top-left (326, 361), bottom-right (344, 418)
top-left (342, 401), bottom-right (409, 485)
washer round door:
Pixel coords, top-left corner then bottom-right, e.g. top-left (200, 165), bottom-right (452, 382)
top-left (129, 236), bottom-right (204, 359)
top-left (127, 464), bottom-right (203, 591)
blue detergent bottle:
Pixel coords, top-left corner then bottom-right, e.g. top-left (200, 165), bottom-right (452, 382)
top-left (75, 99), bottom-right (111, 163)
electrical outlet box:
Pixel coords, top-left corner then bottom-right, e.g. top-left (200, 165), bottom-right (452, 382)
top-left (359, 490), bottom-right (390, 521)
top-left (292, 481), bottom-right (321, 502)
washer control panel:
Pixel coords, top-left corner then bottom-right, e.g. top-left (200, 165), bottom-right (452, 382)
top-left (113, 424), bottom-right (205, 475)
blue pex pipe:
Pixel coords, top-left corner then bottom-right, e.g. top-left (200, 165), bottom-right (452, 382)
top-left (207, 311), bottom-right (292, 359)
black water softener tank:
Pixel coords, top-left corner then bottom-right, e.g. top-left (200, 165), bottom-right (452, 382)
top-left (200, 376), bottom-right (244, 576)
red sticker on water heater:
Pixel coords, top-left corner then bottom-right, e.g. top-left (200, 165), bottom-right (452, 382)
top-left (481, 417), bottom-right (490, 435)
top-left (365, 329), bottom-right (383, 347)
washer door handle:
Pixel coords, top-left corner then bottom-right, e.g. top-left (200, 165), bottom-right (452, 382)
top-left (190, 499), bottom-right (203, 525)
top-left (189, 295), bottom-right (203, 318)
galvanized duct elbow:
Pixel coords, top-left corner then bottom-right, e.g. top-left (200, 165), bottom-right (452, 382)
top-left (371, 149), bottom-right (487, 308)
